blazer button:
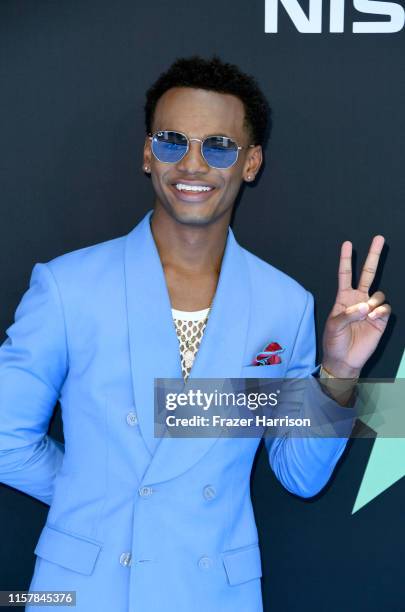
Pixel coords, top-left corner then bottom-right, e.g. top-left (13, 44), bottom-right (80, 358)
top-left (119, 552), bottom-right (132, 567)
top-left (138, 486), bottom-right (153, 498)
top-left (198, 556), bottom-right (213, 570)
top-left (126, 411), bottom-right (138, 426)
top-left (203, 485), bottom-right (216, 500)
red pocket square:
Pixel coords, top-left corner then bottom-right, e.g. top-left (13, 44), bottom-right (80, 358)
top-left (252, 342), bottom-right (285, 366)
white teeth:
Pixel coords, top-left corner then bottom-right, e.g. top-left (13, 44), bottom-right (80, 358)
top-left (175, 183), bottom-right (213, 192)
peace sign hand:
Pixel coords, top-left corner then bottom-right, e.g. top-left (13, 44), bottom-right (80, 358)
top-left (321, 236), bottom-right (391, 379)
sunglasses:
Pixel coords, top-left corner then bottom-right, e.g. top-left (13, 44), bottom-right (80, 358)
top-left (148, 130), bottom-right (255, 169)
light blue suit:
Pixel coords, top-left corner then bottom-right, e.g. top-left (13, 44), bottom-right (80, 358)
top-left (0, 209), bottom-right (355, 611)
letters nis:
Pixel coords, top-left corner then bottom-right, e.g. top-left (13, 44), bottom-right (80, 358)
top-left (265, 0), bottom-right (405, 33)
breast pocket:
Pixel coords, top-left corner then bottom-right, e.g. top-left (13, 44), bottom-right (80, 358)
top-left (241, 364), bottom-right (285, 379)
top-left (34, 523), bottom-right (103, 576)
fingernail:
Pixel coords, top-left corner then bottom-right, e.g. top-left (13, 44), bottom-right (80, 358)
top-left (358, 303), bottom-right (369, 314)
top-left (368, 311), bottom-right (377, 319)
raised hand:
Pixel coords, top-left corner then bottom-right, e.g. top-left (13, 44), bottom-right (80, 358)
top-left (321, 236), bottom-right (391, 379)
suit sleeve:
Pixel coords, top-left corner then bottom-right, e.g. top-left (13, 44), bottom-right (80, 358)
top-left (0, 262), bottom-right (68, 505)
top-left (265, 290), bottom-right (356, 498)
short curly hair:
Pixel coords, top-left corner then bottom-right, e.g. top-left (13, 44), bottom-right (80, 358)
top-left (144, 55), bottom-right (272, 147)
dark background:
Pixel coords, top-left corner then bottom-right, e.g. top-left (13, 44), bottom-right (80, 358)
top-left (1, 1), bottom-right (404, 610)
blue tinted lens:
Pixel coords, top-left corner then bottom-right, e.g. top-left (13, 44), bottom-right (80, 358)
top-left (152, 131), bottom-right (187, 163)
top-left (203, 136), bottom-right (238, 169)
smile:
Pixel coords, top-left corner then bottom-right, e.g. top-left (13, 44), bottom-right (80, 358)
top-left (175, 183), bottom-right (213, 192)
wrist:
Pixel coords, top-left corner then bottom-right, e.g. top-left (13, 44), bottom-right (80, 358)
top-left (321, 361), bottom-right (361, 380)
top-left (318, 366), bottom-right (358, 407)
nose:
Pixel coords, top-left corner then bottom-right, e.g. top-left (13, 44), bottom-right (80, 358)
top-left (176, 139), bottom-right (210, 174)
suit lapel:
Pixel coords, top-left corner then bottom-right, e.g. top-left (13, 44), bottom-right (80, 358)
top-left (124, 210), bottom-right (182, 457)
top-left (124, 209), bottom-right (251, 484)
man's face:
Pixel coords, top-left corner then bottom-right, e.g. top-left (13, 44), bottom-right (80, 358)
top-left (143, 87), bottom-right (262, 226)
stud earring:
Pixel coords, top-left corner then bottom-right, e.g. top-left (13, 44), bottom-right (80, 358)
top-left (144, 165), bottom-right (150, 173)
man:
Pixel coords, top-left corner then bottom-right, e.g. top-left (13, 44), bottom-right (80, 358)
top-left (0, 56), bottom-right (390, 611)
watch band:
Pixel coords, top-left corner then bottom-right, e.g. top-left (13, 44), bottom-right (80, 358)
top-left (319, 364), bottom-right (358, 382)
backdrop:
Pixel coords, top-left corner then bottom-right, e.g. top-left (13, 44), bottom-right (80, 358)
top-left (1, 1), bottom-right (404, 610)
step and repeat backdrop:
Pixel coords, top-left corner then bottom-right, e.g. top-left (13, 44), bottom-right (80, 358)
top-left (1, 1), bottom-right (404, 610)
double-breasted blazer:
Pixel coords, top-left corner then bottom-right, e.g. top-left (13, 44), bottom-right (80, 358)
top-left (0, 209), bottom-right (355, 611)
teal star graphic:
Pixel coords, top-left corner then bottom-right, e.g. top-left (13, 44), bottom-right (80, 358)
top-left (352, 349), bottom-right (405, 513)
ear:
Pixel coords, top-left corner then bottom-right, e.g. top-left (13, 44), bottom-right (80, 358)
top-left (142, 135), bottom-right (152, 173)
top-left (243, 145), bottom-right (263, 183)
